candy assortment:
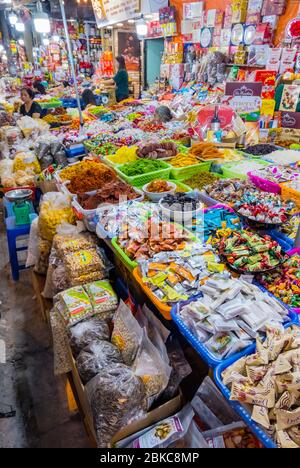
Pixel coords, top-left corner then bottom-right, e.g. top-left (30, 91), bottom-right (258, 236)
top-left (138, 244), bottom-right (226, 305)
top-left (258, 255), bottom-right (300, 308)
top-left (215, 230), bottom-right (287, 273)
top-left (204, 179), bottom-right (258, 204)
top-left (222, 325), bottom-right (300, 448)
top-left (250, 165), bottom-right (300, 184)
top-left (178, 277), bottom-right (289, 359)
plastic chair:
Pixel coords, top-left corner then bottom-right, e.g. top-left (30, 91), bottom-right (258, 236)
top-left (5, 215), bottom-right (38, 281)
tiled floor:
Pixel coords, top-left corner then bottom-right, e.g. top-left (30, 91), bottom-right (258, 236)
top-left (0, 204), bottom-right (90, 448)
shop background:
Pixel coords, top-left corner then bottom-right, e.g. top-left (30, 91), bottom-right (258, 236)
top-left (118, 31), bottom-right (140, 72)
top-left (170, 0), bottom-right (300, 45)
top-left (144, 38), bottom-right (164, 87)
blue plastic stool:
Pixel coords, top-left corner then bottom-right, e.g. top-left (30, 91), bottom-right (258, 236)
top-left (3, 198), bottom-right (35, 219)
top-left (5, 214), bottom-right (38, 281)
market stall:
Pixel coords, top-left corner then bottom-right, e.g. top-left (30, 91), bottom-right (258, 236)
top-left (1, 0), bottom-right (300, 452)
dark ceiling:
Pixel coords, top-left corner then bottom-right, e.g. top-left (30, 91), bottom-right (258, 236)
top-left (0, 0), bottom-right (96, 21)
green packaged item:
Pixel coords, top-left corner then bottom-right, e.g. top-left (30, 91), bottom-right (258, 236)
top-left (119, 159), bottom-right (168, 177)
top-left (56, 286), bottom-right (93, 327)
top-left (84, 280), bottom-right (118, 320)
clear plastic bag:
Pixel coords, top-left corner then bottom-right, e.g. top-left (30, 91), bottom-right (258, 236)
top-left (84, 280), bottom-right (118, 321)
top-left (192, 377), bottom-right (240, 426)
top-left (86, 363), bottom-right (146, 448)
top-left (50, 307), bottom-right (72, 376)
top-left (133, 328), bottom-right (172, 410)
top-left (162, 337), bottom-right (192, 401)
top-left (54, 285), bottom-right (94, 327)
top-left (34, 237), bottom-right (52, 275)
top-left (76, 340), bottom-right (123, 384)
top-left (111, 301), bottom-right (143, 366)
top-left (69, 316), bottom-right (111, 357)
top-left (26, 217), bottom-right (39, 268)
top-left (38, 192), bottom-right (76, 241)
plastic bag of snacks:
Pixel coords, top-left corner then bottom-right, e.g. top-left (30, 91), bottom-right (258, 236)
top-left (86, 363), bottom-right (146, 448)
top-left (38, 193), bottom-right (76, 241)
top-left (111, 301), bottom-right (143, 366)
top-left (55, 286), bottom-right (93, 327)
top-left (13, 151), bottom-right (41, 174)
top-left (76, 340), bottom-right (123, 384)
top-left (26, 217), bottom-right (39, 268)
top-left (84, 280), bottom-right (118, 321)
top-left (69, 316), bottom-right (110, 357)
top-left (133, 328), bottom-right (172, 410)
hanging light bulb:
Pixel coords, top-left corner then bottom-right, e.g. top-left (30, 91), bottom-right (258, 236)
top-left (8, 12), bottom-right (18, 26)
top-left (15, 21), bottom-right (25, 32)
top-left (34, 1), bottom-right (51, 34)
top-left (18, 39), bottom-right (24, 46)
top-left (135, 17), bottom-right (147, 37)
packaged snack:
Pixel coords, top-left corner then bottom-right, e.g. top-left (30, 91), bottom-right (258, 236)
top-left (76, 340), bottom-right (123, 384)
top-left (86, 364), bottom-right (146, 448)
top-left (112, 301), bottom-right (143, 365)
top-left (55, 286), bottom-right (93, 327)
top-left (64, 248), bottom-right (105, 281)
top-left (84, 280), bottom-right (118, 320)
top-left (133, 329), bottom-right (172, 409)
top-left (38, 192), bottom-right (76, 241)
top-left (69, 316), bottom-right (111, 357)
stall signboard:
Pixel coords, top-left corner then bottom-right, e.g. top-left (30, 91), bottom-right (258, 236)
top-left (92, 0), bottom-right (140, 26)
top-left (225, 82), bottom-right (263, 97)
top-left (281, 112), bottom-right (300, 129)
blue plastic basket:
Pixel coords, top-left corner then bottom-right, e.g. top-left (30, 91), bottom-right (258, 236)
top-left (269, 229), bottom-right (295, 251)
top-left (171, 286), bottom-right (297, 369)
top-left (65, 144), bottom-right (86, 158)
top-left (171, 295), bottom-right (255, 368)
top-left (214, 322), bottom-right (299, 449)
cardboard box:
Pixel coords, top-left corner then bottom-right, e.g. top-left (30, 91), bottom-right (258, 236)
top-left (111, 393), bottom-right (183, 446)
top-left (67, 342), bottom-right (183, 449)
top-left (266, 47), bottom-right (282, 71)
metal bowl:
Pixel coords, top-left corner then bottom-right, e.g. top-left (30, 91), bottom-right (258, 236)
top-left (5, 189), bottom-right (33, 203)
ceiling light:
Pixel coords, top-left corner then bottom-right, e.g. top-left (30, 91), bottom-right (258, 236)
top-left (116, 23), bottom-right (124, 27)
top-left (15, 21), bottom-right (25, 32)
top-left (42, 38), bottom-right (50, 46)
top-left (135, 17), bottom-right (147, 37)
top-left (128, 19), bottom-right (135, 24)
top-left (18, 39), bottom-right (24, 46)
top-left (8, 12), bottom-right (18, 26)
top-left (34, 12), bottom-right (51, 33)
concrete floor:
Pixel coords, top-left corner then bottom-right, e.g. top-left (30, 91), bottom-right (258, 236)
top-left (0, 204), bottom-right (90, 448)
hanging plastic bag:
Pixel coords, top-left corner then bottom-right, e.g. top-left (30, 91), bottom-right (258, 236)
top-left (132, 328), bottom-right (172, 410)
top-left (111, 300), bottom-right (143, 366)
top-left (162, 337), bottom-right (192, 401)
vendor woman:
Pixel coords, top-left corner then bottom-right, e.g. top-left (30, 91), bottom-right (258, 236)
top-left (104, 56), bottom-right (129, 103)
top-left (20, 88), bottom-right (43, 119)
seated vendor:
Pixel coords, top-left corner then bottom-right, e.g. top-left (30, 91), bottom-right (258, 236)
top-left (154, 105), bottom-right (174, 123)
top-left (33, 81), bottom-right (46, 96)
top-left (20, 87), bottom-right (43, 119)
top-left (82, 89), bottom-right (97, 110)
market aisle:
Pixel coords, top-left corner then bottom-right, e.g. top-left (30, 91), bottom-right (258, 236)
top-left (0, 204), bottom-right (90, 448)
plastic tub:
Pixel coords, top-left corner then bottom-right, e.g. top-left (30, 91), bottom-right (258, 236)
top-left (214, 322), bottom-right (299, 449)
top-left (133, 267), bottom-right (172, 320)
top-left (222, 160), bottom-right (270, 180)
top-left (115, 161), bottom-right (171, 187)
top-left (111, 238), bottom-right (138, 272)
top-left (170, 161), bottom-right (212, 181)
top-left (171, 296), bottom-right (254, 368)
top-left (143, 181), bottom-right (177, 202)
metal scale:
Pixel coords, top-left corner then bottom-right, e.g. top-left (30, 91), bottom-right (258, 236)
top-left (5, 189), bottom-right (33, 226)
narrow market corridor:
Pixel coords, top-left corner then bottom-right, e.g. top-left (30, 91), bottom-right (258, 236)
top-left (0, 203), bottom-right (90, 448)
